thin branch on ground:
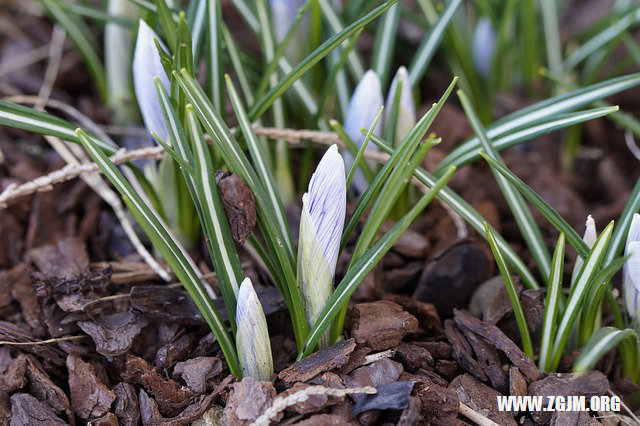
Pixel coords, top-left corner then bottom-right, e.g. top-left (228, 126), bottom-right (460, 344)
top-left (251, 385), bottom-right (377, 426)
top-left (458, 402), bottom-right (500, 426)
top-left (0, 335), bottom-right (86, 346)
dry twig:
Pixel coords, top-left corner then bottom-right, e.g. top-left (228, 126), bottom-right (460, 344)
top-left (251, 385), bottom-right (377, 426)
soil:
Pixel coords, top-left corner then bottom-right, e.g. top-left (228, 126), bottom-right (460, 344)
top-left (1, 0), bottom-right (640, 425)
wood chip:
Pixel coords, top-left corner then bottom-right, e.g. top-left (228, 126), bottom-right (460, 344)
top-left (453, 309), bottom-right (543, 381)
top-left (350, 301), bottom-right (418, 350)
top-left (278, 339), bottom-right (356, 384)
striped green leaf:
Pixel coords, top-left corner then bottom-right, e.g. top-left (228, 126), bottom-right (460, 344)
top-left (437, 107), bottom-right (618, 170)
top-left (573, 327), bottom-right (640, 380)
top-left (481, 153), bottom-right (589, 259)
top-left (435, 73), bottom-right (640, 175)
top-left (248, 0), bottom-right (398, 121)
top-left (75, 128), bottom-right (241, 376)
top-left (484, 223), bottom-right (534, 359)
top-left (370, 134), bottom-right (540, 290)
top-left (408, 0), bottom-right (463, 86)
top-left (460, 89), bottom-right (551, 281)
top-left (550, 221), bottom-right (614, 371)
top-left (539, 234), bottom-right (566, 372)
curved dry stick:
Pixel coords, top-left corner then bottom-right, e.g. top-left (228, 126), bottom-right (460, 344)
top-left (251, 385), bottom-right (377, 426)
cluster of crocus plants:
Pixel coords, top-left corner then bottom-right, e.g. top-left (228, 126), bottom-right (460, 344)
top-left (4, 0), bottom-right (640, 385)
top-left (467, 111), bottom-right (640, 382)
top-left (0, 4), bottom-right (457, 380)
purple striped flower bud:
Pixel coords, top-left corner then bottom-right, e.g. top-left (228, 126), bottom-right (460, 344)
top-left (384, 66), bottom-right (416, 146)
top-left (472, 17), bottom-right (497, 77)
top-left (343, 70), bottom-right (383, 193)
top-left (236, 278), bottom-right (274, 380)
top-left (297, 145), bottom-right (346, 348)
top-left (132, 19), bottom-right (170, 142)
top-left (623, 213), bottom-right (640, 320)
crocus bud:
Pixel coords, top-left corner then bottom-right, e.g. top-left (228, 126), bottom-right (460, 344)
top-left (236, 278), bottom-right (274, 380)
top-left (297, 145), bottom-right (346, 348)
top-left (472, 17), bottom-right (497, 77)
top-left (133, 19), bottom-right (170, 142)
top-left (105, 0), bottom-right (138, 124)
top-left (384, 66), bottom-right (416, 147)
top-left (571, 215), bottom-right (597, 284)
top-left (343, 70), bottom-right (383, 193)
top-left (623, 213), bottom-right (640, 320)
top-left (269, 0), bottom-right (309, 63)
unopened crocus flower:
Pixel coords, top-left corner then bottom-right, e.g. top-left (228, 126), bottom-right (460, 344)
top-left (236, 278), bottom-right (274, 380)
top-left (623, 213), bottom-right (640, 320)
top-left (269, 0), bottom-right (309, 63)
top-left (343, 70), bottom-right (383, 193)
top-left (472, 17), bottom-right (497, 77)
top-left (384, 66), bottom-right (416, 147)
top-left (105, 0), bottom-right (138, 124)
top-left (571, 215), bottom-right (597, 284)
top-left (133, 19), bottom-right (170, 142)
top-left (297, 145), bottom-right (346, 348)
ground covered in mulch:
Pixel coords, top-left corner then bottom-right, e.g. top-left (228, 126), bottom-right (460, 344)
top-left (2, 0), bottom-right (640, 425)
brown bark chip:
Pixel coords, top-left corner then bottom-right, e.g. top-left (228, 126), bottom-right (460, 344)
top-left (173, 357), bottom-right (223, 394)
top-left (394, 343), bottom-right (434, 371)
top-left (382, 294), bottom-right (443, 336)
top-left (78, 312), bottom-right (148, 357)
top-left (10, 393), bottom-right (67, 426)
top-left (528, 371), bottom-right (609, 424)
top-left (223, 377), bottom-right (279, 426)
top-left (139, 382), bottom-right (226, 426)
top-left (550, 410), bottom-right (602, 425)
top-left (215, 171), bottom-right (256, 244)
top-left (278, 339), bottom-right (356, 384)
top-left (460, 325), bottom-right (508, 394)
top-left (121, 354), bottom-right (193, 417)
top-left (0, 355), bottom-right (27, 392)
top-left (26, 237), bottom-right (89, 277)
top-left (92, 412), bottom-right (119, 426)
top-left (67, 355), bottom-right (115, 420)
top-left (444, 319), bottom-right (487, 382)
top-left (453, 309), bottom-right (543, 381)
top-left (450, 374), bottom-right (517, 426)
top-left (0, 390), bottom-right (11, 424)
top-left (509, 366), bottom-right (528, 397)
top-left (414, 378), bottom-right (459, 426)
top-left (9, 264), bottom-right (44, 335)
top-left (114, 382), bottom-right (140, 426)
top-left (25, 356), bottom-right (71, 417)
top-left (350, 301), bottom-right (418, 350)
top-left (289, 413), bottom-right (351, 425)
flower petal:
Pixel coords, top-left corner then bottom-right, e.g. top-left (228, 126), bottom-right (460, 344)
top-left (384, 66), bottom-right (416, 146)
top-left (472, 17), bottom-right (497, 76)
top-left (269, 0), bottom-right (309, 62)
top-left (236, 277), bottom-right (274, 380)
top-left (343, 69), bottom-right (383, 192)
top-left (572, 215), bottom-right (597, 284)
top-left (306, 144), bottom-right (346, 273)
top-left (133, 19), bottom-right (171, 142)
top-left (623, 242), bottom-right (640, 319)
